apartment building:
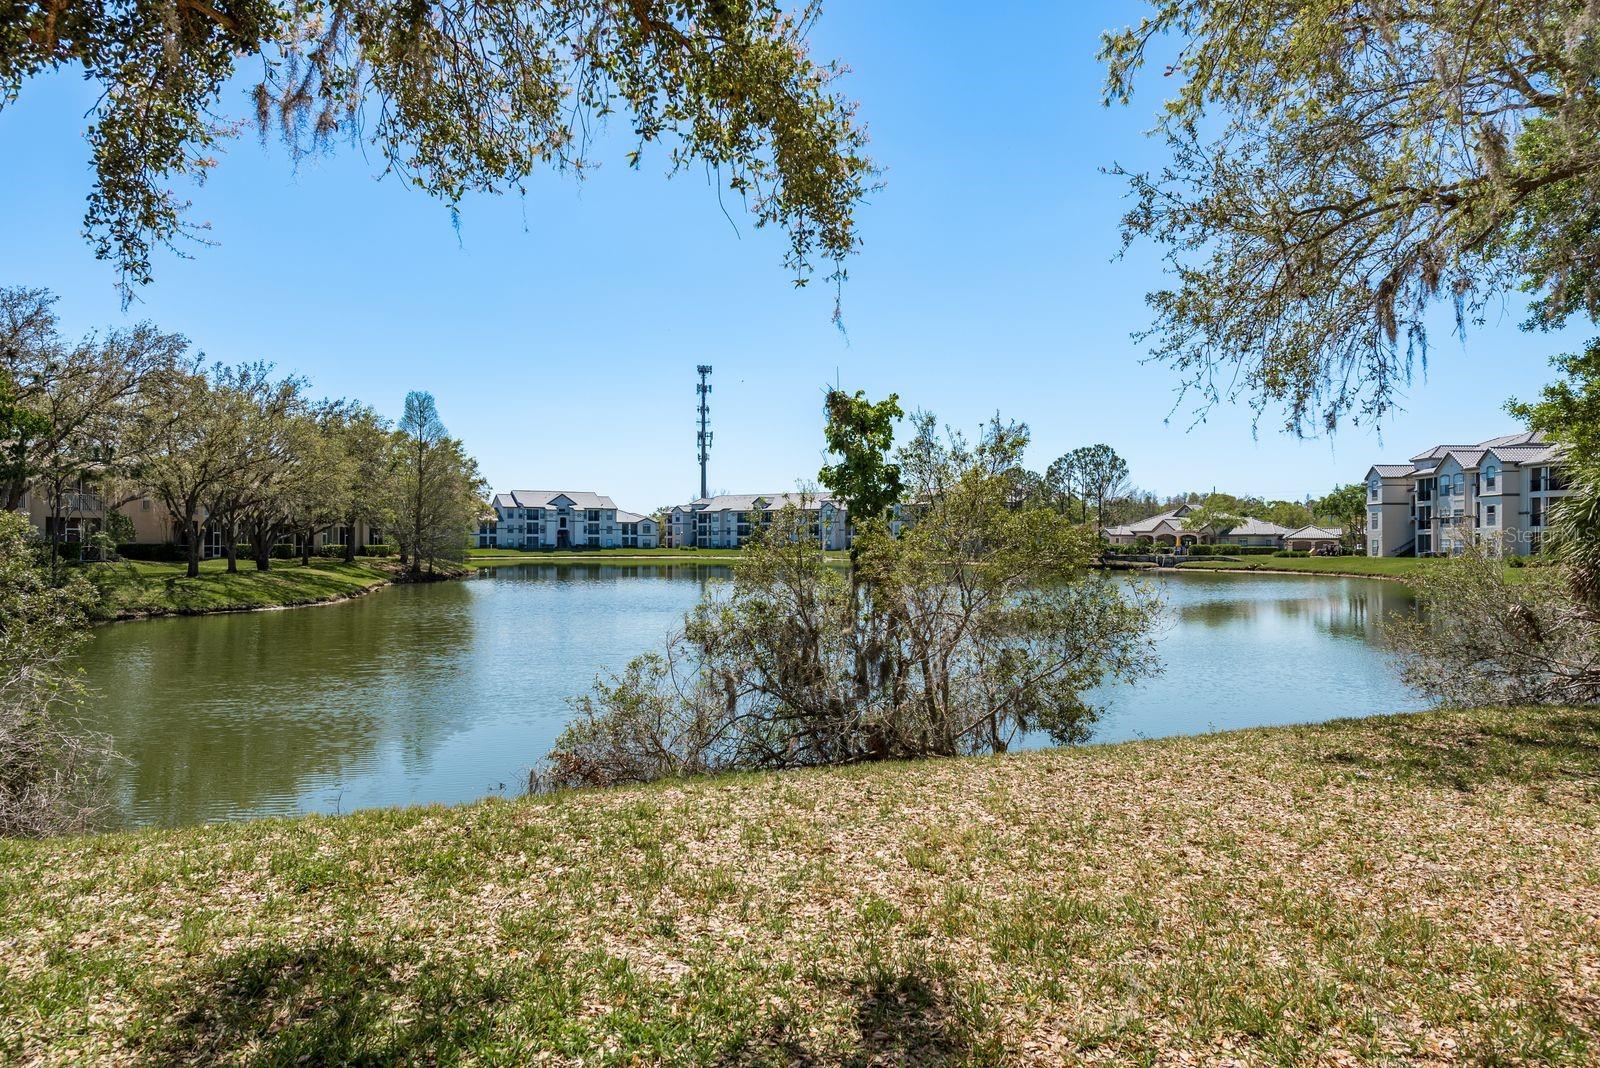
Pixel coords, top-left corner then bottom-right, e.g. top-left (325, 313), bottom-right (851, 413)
top-left (1364, 431), bottom-right (1568, 557)
top-left (491, 490), bottom-right (659, 549)
top-left (670, 493), bottom-right (849, 550)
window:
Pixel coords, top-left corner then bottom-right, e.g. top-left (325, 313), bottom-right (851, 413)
top-left (1484, 466), bottom-right (1498, 492)
top-left (1486, 505), bottom-right (1496, 526)
top-left (1368, 477), bottom-right (1380, 501)
top-left (1369, 509), bottom-right (1380, 531)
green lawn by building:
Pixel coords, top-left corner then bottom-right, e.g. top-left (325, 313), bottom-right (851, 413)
top-left (4, 705), bottom-right (1596, 1063)
top-left (81, 558), bottom-right (394, 621)
top-left (1172, 554), bottom-right (1433, 578)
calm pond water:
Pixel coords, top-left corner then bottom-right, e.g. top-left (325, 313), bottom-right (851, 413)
top-left (75, 565), bottom-right (1423, 828)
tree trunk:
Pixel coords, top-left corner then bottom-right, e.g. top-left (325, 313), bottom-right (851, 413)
top-left (343, 517), bottom-right (358, 564)
top-left (185, 519), bottom-right (202, 578)
top-left (225, 519), bottom-right (239, 573)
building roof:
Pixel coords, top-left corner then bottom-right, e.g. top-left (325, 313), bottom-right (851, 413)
top-left (615, 510), bottom-right (654, 525)
top-left (677, 492), bottom-right (839, 514)
top-left (1370, 464), bottom-right (1415, 477)
top-left (495, 490), bottom-right (618, 511)
top-left (1221, 518), bottom-right (1295, 537)
top-left (1405, 431), bottom-right (1552, 465)
top-left (1285, 524), bottom-right (1341, 541)
top-left (1485, 442), bottom-right (1565, 465)
top-left (1106, 503), bottom-right (1200, 536)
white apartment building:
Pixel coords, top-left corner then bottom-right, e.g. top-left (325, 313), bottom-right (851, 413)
top-left (491, 490), bottom-right (659, 550)
top-left (1365, 432), bottom-right (1569, 557)
top-left (670, 493), bottom-right (850, 550)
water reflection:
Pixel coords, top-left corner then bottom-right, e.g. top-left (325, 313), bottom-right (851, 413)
top-left (76, 566), bottom-right (1418, 828)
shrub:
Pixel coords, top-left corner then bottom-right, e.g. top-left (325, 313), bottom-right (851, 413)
top-left (270, 543), bottom-right (296, 560)
top-left (357, 543), bottom-right (394, 557)
top-left (0, 513), bottom-right (120, 837)
top-left (49, 540), bottom-right (82, 562)
top-left (1188, 544), bottom-right (1214, 556)
top-left (1508, 555), bottom-right (1528, 568)
top-left (1273, 549), bottom-right (1311, 558)
top-left (316, 544), bottom-right (346, 558)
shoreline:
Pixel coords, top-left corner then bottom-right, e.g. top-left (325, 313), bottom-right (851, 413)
top-left (6, 704), bottom-right (1595, 1063)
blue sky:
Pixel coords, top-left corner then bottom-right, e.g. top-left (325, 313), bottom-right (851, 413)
top-left (0, 2), bottom-right (1584, 513)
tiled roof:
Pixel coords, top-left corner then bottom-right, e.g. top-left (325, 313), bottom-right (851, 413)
top-left (1116, 503), bottom-right (1201, 534)
top-left (615, 510), bottom-right (655, 525)
top-left (1371, 464), bottom-right (1414, 476)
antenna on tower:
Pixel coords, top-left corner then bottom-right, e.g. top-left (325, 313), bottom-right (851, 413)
top-left (696, 365), bottom-right (714, 500)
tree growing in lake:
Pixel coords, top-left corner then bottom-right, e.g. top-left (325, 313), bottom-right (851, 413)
top-left (3, 0), bottom-right (872, 299)
top-left (540, 410), bottom-right (1161, 789)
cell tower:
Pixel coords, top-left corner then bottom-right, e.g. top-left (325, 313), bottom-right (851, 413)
top-left (696, 365), bottom-right (713, 499)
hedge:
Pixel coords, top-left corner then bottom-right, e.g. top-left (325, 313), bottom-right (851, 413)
top-left (116, 542), bottom-right (187, 562)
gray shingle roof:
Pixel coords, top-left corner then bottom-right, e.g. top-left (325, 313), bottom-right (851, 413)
top-left (615, 510), bottom-right (656, 525)
top-left (679, 492), bottom-right (839, 513)
top-left (1371, 464), bottom-right (1414, 477)
top-left (496, 490), bottom-right (618, 510)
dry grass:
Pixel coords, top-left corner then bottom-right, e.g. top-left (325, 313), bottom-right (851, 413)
top-left (2, 706), bottom-right (1598, 1064)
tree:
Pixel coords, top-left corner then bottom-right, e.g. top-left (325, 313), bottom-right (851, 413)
top-left (818, 389), bottom-right (904, 535)
top-left (1314, 484), bottom-right (1369, 551)
top-left (1386, 545), bottom-right (1600, 707)
top-left (1101, 3), bottom-right (1600, 431)
top-left (125, 361), bottom-right (263, 578)
top-left (390, 392), bottom-right (483, 577)
top-left (1075, 444), bottom-right (1131, 532)
top-left (1509, 343), bottom-right (1600, 608)
top-left (0, 512), bottom-right (118, 837)
top-left (541, 413), bottom-right (1160, 790)
top-left (1263, 500), bottom-right (1314, 530)
top-left (4, 1), bottom-right (872, 298)
top-left (1182, 493), bottom-right (1245, 539)
top-left (329, 406), bottom-right (397, 564)
top-left (204, 364), bottom-right (307, 573)
top-left (0, 286), bottom-right (183, 511)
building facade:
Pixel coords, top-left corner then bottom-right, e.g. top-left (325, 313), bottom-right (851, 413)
top-left (490, 490), bottom-right (659, 550)
top-left (670, 493), bottom-right (849, 550)
top-left (1365, 432), bottom-right (1568, 557)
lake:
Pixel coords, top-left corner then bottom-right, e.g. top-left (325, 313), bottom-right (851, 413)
top-left (75, 565), bottom-right (1423, 828)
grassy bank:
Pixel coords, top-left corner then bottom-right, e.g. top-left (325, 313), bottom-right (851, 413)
top-left (4, 706), bottom-right (1597, 1064)
top-left (81, 558), bottom-right (396, 621)
top-left (1172, 554), bottom-right (1431, 578)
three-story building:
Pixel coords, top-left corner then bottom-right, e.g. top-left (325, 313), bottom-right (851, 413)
top-left (1365, 432), bottom-right (1568, 557)
top-left (491, 490), bottom-right (659, 549)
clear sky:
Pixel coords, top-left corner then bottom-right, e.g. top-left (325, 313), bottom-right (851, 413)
top-left (0, 2), bottom-right (1585, 513)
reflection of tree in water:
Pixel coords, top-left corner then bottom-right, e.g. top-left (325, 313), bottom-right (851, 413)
top-left (1168, 577), bottom-right (1416, 643)
top-left (76, 583), bottom-right (485, 826)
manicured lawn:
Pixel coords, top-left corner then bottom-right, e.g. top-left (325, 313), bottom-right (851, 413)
top-left (80, 558), bottom-right (394, 621)
top-left (3, 705), bottom-right (1597, 1063)
top-left (1175, 554), bottom-right (1433, 578)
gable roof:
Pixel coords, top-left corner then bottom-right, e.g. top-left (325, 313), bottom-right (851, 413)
top-left (679, 492), bottom-right (839, 514)
top-left (1221, 518), bottom-right (1294, 537)
top-left (615, 510), bottom-right (654, 525)
top-left (495, 490), bottom-right (617, 511)
top-left (1370, 464), bottom-right (1414, 477)
top-left (1285, 524), bottom-right (1341, 541)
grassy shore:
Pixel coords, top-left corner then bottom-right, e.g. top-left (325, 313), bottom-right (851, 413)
top-left (81, 558), bottom-right (396, 621)
top-left (4, 706), bottom-right (1597, 1064)
top-left (1171, 554), bottom-right (1432, 578)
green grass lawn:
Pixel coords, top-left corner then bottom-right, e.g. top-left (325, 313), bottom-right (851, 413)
top-left (81, 558), bottom-right (394, 621)
top-left (4, 705), bottom-right (1597, 1064)
top-left (1174, 554), bottom-right (1433, 578)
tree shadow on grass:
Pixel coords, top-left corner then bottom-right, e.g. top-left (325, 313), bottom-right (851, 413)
top-left (1319, 709), bottom-right (1600, 793)
top-left (727, 966), bottom-right (996, 1067)
top-left (133, 938), bottom-right (505, 1066)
